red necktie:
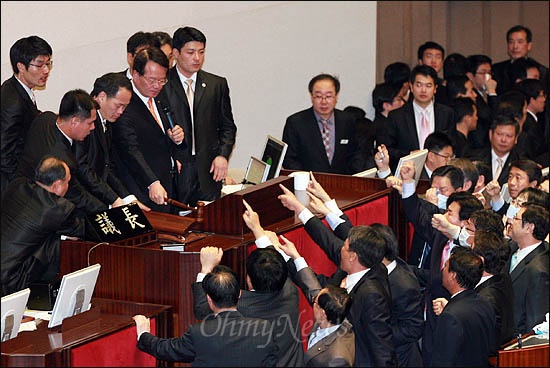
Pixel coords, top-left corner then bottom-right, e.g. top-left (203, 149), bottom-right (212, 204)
top-left (419, 109), bottom-right (430, 149)
top-left (440, 240), bottom-right (452, 270)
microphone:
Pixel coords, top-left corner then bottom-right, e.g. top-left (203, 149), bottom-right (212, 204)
top-left (158, 101), bottom-right (176, 129)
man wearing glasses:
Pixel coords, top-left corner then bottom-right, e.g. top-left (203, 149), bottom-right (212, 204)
top-left (282, 73), bottom-right (365, 175)
top-left (1, 36), bottom-right (53, 193)
top-left (111, 47), bottom-right (184, 213)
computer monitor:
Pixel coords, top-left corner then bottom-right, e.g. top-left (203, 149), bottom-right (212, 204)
top-left (243, 156), bottom-right (270, 185)
top-left (261, 135), bottom-right (288, 180)
top-left (1, 288), bottom-right (30, 342)
top-left (48, 264), bottom-right (101, 328)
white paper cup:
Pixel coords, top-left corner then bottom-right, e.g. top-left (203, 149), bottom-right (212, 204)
top-left (291, 171), bottom-right (309, 190)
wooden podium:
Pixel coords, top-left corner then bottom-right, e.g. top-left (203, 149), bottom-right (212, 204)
top-left (489, 334), bottom-right (549, 367)
top-left (61, 173), bottom-right (407, 341)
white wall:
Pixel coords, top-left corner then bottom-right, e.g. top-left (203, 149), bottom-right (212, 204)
top-left (1, 1), bottom-right (377, 172)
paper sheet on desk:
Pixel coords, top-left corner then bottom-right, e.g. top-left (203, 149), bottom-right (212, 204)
top-left (19, 320), bottom-right (37, 332)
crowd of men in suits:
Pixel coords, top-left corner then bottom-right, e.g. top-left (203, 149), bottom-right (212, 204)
top-left (1, 23), bottom-right (549, 366)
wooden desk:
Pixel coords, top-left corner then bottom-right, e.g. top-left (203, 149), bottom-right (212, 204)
top-left (60, 173), bottom-right (406, 340)
top-left (489, 334), bottom-right (549, 367)
top-left (1, 298), bottom-right (172, 367)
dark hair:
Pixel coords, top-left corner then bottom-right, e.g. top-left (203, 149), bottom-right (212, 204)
top-left (518, 187), bottom-right (550, 208)
top-left (153, 31), bottom-right (172, 47)
top-left (451, 97), bottom-right (476, 124)
top-left (443, 53), bottom-right (468, 80)
top-left (490, 115), bottom-right (520, 136)
top-left (348, 226), bottom-right (385, 268)
top-left (470, 209), bottom-right (505, 237)
top-left (520, 204), bottom-right (550, 241)
top-left (448, 247), bottom-right (483, 290)
top-left (424, 131), bottom-right (453, 152)
top-left (372, 83), bottom-right (401, 115)
top-left (58, 89), bottom-right (98, 121)
top-left (506, 25), bottom-right (533, 43)
top-left (91, 72), bottom-right (132, 98)
top-left (496, 90), bottom-right (527, 124)
top-left (343, 105), bottom-right (366, 120)
top-left (133, 47), bottom-right (169, 76)
top-left (370, 223), bottom-right (399, 261)
top-left (449, 158), bottom-right (479, 194)
top-left (172, 26), bottom-right (206, 50)
top-left (472, 160), bottom-right (491, 186)
top-left (10, 35), bottom-right (53, 74)
top-left (246, 247), bottom-right (288, 292)
top-left (126, 31), bottom-right (160, 55)
top-left (472, 230), bottom-right (509, 275)
top-left (446, 75), bottom-right (471, 99)
top-left (432, 165), bottom-right (464, 190)
top-left (516, 79), bottom-right (545, 100)
top-left (316, 285), bottom-right (351, 325)
top-left (410, 64), bottom-right (439, 85)
top-left (417, 41), bottom-right (445, 61)
top-left (308, 74), bottom-right (340, 94)
top-left (202, 265), bottom-right (240, 309)
top-left (447, 191), bottom-right (484, 220)
top-left (466, 54), bottom-right (493, 75)
top-left (510, 160), bottom-right (542, 185)
top-left (34, 156), bottom-right (67, 185)
top-left (510, 58), bottom-right (540, 83)
top-left (384, 62), bottom-right (411, 88)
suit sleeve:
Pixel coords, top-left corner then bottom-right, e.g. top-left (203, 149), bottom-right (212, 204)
top-left (304, 216), bottom-right (343, 265)
top-left (282, 117), bottom-right (303, 170)
top-left (430, 312), bottom-right (463, 366)
top-left (391, 276), bottom-right (424, 346)
top-left (293, 267), bottom-right (323, 304)
top-left (137, 331), bottom-right (195, 362)
top-left (525, 260), bottom-right (550, 331)
top-left (191, 281), bottom-right (212, 320)
top-left (377, 111), bottom-right (410, 167)
top-left (401, 193), bottom-right (441, 247)
top-left (333, 214), bottom-right (353, 240)
top-left (216, 78), bottom-right (237, 159)
top-left (1, 94), bottom-right (26, 180)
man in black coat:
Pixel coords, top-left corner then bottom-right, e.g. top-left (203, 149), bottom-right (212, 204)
top-left (134, 263), bottom-right (277, 367)
top-left (1, 36), bottom-right (52, 192)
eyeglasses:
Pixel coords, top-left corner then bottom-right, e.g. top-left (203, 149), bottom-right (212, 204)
top-left (512, 216), bottom-right (523, 223)
top-left (312, 94), bottom-right (335, 102)
top-left (142, 76), bottom-right (168, 86)
top-left (29, 61), bottom-right (53, 70)
top-left (430, 151), bottom-right (455, 160)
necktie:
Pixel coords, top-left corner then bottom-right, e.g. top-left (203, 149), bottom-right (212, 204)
top-left (31, 91), bottom-right (37, 107)
top-left (509, 252), bottom-right (518, 273)
top-left (147, 98), bottom-right (163, 130)
top-left (308, 329), bottom-right (319, 350)
top-left (440, 240), bottom-right (452, 270)
top-left (185, 79), bottom-right (195, 155)
top-left (321, 119), bottom-right (331, 160)
top-left (419, 109), bottom-right (430, 149)
top-left (495, 157), bottom-right (503, 180)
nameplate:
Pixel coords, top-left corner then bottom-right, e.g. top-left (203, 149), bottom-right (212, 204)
top-left (88, 203), bottom-right (153, 243)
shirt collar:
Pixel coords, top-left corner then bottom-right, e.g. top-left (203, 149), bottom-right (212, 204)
top-left (177, 68), bottom-right (197, 89)
top-left (386, 260), bottom-right (397, 275)
top-left (313, 110), bottom-right (334, 125)
top-left (14, 75), bottom-right (35, 102)
top-left (345, 268), bottom-right (369, 293)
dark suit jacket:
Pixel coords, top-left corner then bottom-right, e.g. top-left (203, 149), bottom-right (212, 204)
top-left (1, 177), bottom-right (91, 296)
top-left (475, 273), bottom-right (515, 352)
top-left (282, 107), bottom-right (365, 174)
top-left (467, 90), bottom-right (496, 150)
top-left (192, 274), bottom-right (303, 367)
top-left (506, 241), bottom-right (549, 334)
top-left (137, 310), bottom-right (278, 367)
top-left (304, 320), bottom-right (355, 367)
top-left (111, 93), bottom-right (181, 213)
top-left (15, 111), bottom-right (106, 214)
top-left (430, 289), bottom-right (496, 367)
top-left (160, 68), bottom-right (236, 200)
top-left (1, 75), bottom-right (40, 191)
top-left (517, 112), bottom-right (547, 166)
top-left (74, 116), bottom-right (130, 201)
top-left (377, 101), bottom-right (454, 172)
top-left (493, 57), bottom-right (549, 95)
top-left (466, 146), bottom-right (522, 187)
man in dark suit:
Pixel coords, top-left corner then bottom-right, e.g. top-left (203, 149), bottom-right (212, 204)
top-left (430, 247), bottom-right (496, 367)
top-left (1, 36), bottom-right (52, 192)
top-left (377, 65), bottom-right (455, 173)
top-left (117, 31), bottom-right (160, 81)
top-left (492, 25), bottom-right (548, 95)
top-left (192, 205), bottom-right (303, 367)
top-left (160, 26), bottom-right (236, 206)
top-left (1, 156), bottom-right (97, 296)
top-left (73, 73), bottom-right (149, 212)
top-left (506, 203), bottom-right (549, 335)
top-left (282, 74), bottom-right (366, 175)
top-left (133, 262), bottom-right (278, 367)
top-left (16, 89), bottom-right (108, 214)
top-left (111, 47), bottom-right (185, 213)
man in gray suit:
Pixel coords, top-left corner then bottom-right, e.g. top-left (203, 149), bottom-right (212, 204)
top-left (133, 262), bottom-right (278, 367)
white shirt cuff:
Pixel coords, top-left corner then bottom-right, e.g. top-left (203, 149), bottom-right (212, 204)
top-left (377, 168), bottom-right (391, 179)
top-left (491, 196), bottom-right (505, 211)
top-left (326, 212), bottom-right (346, 230)
top-left (196, 273), bottom-right (206, 282)
top-left (402, 181), bottom-right (416, 198)
top-left (137, 331), bottom-right (148, 341)
top-left (324, 199), bottom-right (342, 215)
top-left (298, 208), bottom-right (315, 224)
top-left (147, 180), bottom-right (160, 190)
top-left (294, 257), bottom-right (308, 272)
top-left (255, 235), bottom-right (290, 261)
top-left (123, 194), bottom-right (138, 205)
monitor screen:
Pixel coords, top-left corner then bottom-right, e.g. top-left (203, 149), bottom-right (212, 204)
top-left (48, 264), bottom-right (101, 328)
top-left (261, 135), bottom-right (288, 180)
top-left (1, 288), bottom-right (30, 342)
top-left (243, 156), bottom-right (270, 185)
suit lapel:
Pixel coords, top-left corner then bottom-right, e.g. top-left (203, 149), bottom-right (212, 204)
top-left (406, 104), bottom-right (420, 149)
top-left (195, 70), bottom-right (205, 110)
top-left (510, 243), bottom-right (545, 282)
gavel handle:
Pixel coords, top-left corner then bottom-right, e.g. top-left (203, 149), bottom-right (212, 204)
top-left (166, 198), bottom-right (196, 211)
